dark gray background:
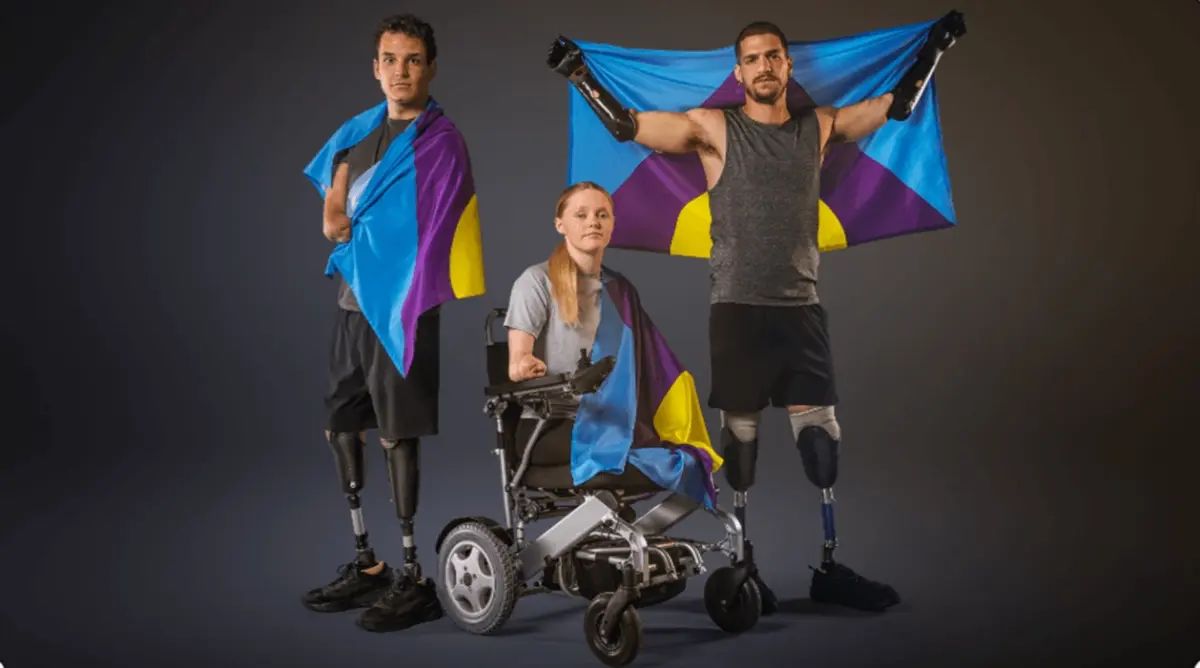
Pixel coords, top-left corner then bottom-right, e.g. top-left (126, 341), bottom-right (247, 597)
top-left (2, 1), bottom-right (1197, 666)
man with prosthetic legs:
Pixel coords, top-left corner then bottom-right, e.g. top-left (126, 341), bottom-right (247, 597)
top-left (301, 14), bottom-right (453, 631)
top-left (549, 12), bottom-right (965, 612)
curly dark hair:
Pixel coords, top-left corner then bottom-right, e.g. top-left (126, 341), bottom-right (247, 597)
top-left (734, 21), bottom-right (788, 59)
top-left (374, 14), bottom-right (437, 63)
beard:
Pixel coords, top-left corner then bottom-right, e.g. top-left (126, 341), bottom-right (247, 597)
top-left (747, 77), bottom-right (786, 104)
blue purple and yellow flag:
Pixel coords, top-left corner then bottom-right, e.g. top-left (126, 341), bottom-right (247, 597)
top-left (572, 269), bottom-right (722, 508)
top-left (304, 99), bottom-right (485, 374)
top-left (564, 18), bottom-right (956, 256)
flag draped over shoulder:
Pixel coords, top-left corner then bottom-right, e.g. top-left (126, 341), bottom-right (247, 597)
top-left (304, 99), bottom-right (485, 374)
top-left (571, 269), bottom-right (722, 508)
top-left (565, 18), bottom-right (956, 257)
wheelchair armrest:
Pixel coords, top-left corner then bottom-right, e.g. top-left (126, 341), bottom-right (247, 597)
top-left (484, 371), bottom-right (574, 397)
top-left (483, 355), bottom-right (616, 400)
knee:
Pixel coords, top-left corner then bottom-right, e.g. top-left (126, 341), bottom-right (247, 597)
top-left (720, 411), bottom-right (761, 492)
top-left (790, 407), bottom-right (840, 489)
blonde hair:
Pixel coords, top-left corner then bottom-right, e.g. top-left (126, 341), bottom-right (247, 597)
top-left (548, 181), bottom-right (612, 326)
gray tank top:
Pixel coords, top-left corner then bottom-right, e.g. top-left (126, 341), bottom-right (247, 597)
top-left (708, 107), bottom-right (821, 305)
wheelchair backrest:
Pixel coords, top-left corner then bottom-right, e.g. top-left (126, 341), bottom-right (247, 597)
top-left (485, 308), bottom-right (510, 386)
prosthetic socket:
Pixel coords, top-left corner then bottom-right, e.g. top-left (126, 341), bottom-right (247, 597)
top-left (547, 36), bottom-right (638, 142)
top-left (327, 433), bottom-right (422, 571)
top-left (888, 10), bottom-right (967, 121)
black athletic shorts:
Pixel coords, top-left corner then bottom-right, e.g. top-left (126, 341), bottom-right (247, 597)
top-left (325, 307), bottom-right (440, 439)
top-left (708, 302), bottom-right (838, 411)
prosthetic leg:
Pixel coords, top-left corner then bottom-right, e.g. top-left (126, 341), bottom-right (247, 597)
top-left (795, 417), bottom-right (901, 611)
top-left (720, 427), bottom-right (779, 615)
top-left (301, 432), bottom-right (392, 613)
top-left (383, 438), bottom-right (422, 577)
top-left (795, 426), bottom-right (840, 568)
top-left (328, 431), bottom-right (378, 567)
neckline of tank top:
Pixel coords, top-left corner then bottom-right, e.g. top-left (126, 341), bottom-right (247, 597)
top-left (734, 105), bottom-right (798, 130)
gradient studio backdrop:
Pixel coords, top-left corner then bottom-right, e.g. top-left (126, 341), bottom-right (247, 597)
top-left (1, 1), bottom-right (1197, 667)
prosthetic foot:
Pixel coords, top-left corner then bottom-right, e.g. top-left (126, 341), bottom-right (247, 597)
top-left (357, 565), bottom-right (444, 632)
top-left (810, 560), bottom-right (900, 612)
top-left (302, 561), bottom-right (393, 613)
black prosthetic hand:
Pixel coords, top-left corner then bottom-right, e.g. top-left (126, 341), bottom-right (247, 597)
top-left (888, 10), bottom-right (967, 121)
top-left (548, 35), bottom-right (638, 141)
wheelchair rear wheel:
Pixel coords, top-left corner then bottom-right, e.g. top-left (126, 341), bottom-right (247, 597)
top-left (437, 521), bottom-right (519, 635)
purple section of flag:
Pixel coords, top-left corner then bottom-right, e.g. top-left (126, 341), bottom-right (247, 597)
top-left (820, 143), bottom-right (952, 244)
top-left (401, 112), bottom-right (475, 371)
top-left (611, 153), bottom-right (705, 253)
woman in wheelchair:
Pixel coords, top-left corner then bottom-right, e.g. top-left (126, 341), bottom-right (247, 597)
top-left (503, 181), bottom-right (661, 493)
top-left (434, 182), bottom-right (764, 666)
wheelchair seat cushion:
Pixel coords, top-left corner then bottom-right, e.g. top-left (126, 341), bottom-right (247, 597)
top-left (514, 419), bottom-right (661, 493)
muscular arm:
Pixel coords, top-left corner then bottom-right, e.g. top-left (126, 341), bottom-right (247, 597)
top-left (815, 93), bottom-right (894, 154)
top-left (507, 329), bottom-right (547, 381)
top-left (633, 108), bottom-right (720, 155)
top-left (322, 162), bottom-right (352, 243)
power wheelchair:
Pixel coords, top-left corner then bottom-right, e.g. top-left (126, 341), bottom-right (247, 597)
top-left (434, 309), bottom-right (763, 666)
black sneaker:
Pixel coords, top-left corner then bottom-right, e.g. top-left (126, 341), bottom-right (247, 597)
top-left (302, 561), bottom-right (393, 613)
top-left (809, 562), bottom-right (900, 611)
top-left (356, 571), bottom-right (444, 632)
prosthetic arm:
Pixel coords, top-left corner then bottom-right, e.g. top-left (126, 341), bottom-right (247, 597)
top-left (888, 10), bottom-right (967, 121)
top-left (547, 36), bottom-right (638, 142)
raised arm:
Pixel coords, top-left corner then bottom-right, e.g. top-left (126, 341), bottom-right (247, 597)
top-left (322, 162), bottom-right (352, 243)
top-left (547, 36), bottom-right (718, 155)
top-left (632, 108), bottom-right (720, 155)
top-left (815, 10), bottom-right (966, 153)
top-left (815, 94), bottom-right (893, 152)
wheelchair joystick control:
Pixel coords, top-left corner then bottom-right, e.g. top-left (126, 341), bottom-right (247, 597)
top-left (577, 348), bottom-right (592, 370)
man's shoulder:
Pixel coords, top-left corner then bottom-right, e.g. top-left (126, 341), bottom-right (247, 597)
top-left (687, 107), bottom-right (728, 126)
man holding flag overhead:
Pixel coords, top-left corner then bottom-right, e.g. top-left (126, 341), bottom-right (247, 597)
top-left (300, 14), bottom-right (485, 632)
top-left (548, 12), bottom-right (964, 612)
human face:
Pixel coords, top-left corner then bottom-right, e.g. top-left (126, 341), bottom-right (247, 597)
top-left (373, 32), bottom-right (435, 107)
top-left (735, 33), bottom-right (792, 105)
top-left (555, 188), bottom-right (613, 256)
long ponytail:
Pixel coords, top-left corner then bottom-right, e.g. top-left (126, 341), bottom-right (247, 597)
top-left (547, 181), bottom-right (611, 327)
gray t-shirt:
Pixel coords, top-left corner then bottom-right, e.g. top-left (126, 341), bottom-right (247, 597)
top-left (334, 117), bottom-right (412, 311)
top-left (504, 261), bottom-right (604, 379)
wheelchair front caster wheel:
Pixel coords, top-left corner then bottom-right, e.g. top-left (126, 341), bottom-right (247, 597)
top-left (584, 592), bottom-right (643, 666)
top-left (704, 566), bottom-right (761, 633)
